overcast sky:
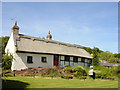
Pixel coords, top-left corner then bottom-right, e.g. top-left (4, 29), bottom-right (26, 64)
top-left (2, 2), bottom-right (118, 53)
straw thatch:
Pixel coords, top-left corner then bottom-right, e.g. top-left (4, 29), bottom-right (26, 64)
top-left (16, 34), bottom-right (92, 59)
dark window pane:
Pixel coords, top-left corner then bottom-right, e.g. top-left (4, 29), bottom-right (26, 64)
top-left (41, 57), bottom-right (47, 63)
top-left (65, 56), bottom-right (70, 61)
top-left (27, 56), bottom-right (33, 63)
top-left (73, 57), bottom-right (78, 62)
top-left (88, 59), bottom-right (92, 64)
top-left (81, 58), bottom-right (85, 62)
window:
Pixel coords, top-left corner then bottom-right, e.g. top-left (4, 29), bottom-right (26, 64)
top-left (78, 58), bottom-right (81, 61)
top-left (61, 56), bottom-right (64, 60)
top-left (70, 57), bottom-right (73, 60)
top-left (27, 56), bottom-right (33, 63)
top-left (65, 56), bottom-right (70, 61)
top-left (81, 58), bottom-right (85, 63)
top-left (73, 57), bottom-right (78, 62)
top-left (41, 57), bottom-right (47, 63)
top-left (85, 59), bottom-right (88, 63)
top-left (88, 59), bottom-right (92, 64)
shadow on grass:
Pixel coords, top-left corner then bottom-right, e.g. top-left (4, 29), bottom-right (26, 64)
top-left (2, 79), bottom-right (30, 89)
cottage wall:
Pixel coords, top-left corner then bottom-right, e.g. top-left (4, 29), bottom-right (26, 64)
top-left (58, 56), bottom-right (92, 68)
top-left (5, 32), bottom-right (16, 54)
top-left (11, 53), bottom-right (54, 71)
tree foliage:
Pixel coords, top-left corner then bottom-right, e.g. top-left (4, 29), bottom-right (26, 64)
top-left (99, 51), bottom-right (119, 63)
top-left (2, 53), bottom-right (13, 70)
top-left (94, 65), bottom-right (120, 79)
top-left (0, 36), bottom-right (9, 55)
top-left (83, 46), bottom-right (119, 64)
top-left (83, 47), bottom-right (93, 54)
top-left (92, 47), bottom-right (100, 66)
top-left (83, 46), bottom-right (103, 54)
top-left (114, 53), bottom-right (120, 58)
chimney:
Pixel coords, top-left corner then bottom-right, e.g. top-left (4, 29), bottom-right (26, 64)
top-left (12, 21), bottom-right (19, 35)
top-left (46, 30), bottom-right (52, 40)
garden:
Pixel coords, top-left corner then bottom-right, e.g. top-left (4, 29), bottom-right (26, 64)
top-left (2, 65), bottom-right (119, 88)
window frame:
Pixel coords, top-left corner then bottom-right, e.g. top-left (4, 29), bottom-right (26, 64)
top-left (41, 57), bottom-right (47, 63)
top-left (27, 56), bottom-right (33, 63)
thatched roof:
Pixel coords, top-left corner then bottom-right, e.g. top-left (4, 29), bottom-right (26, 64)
top-left (16, 34), bottom-right (92, 59)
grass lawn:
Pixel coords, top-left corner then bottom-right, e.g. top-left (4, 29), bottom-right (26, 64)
top-left (2, 76), bottom-right (118, 88)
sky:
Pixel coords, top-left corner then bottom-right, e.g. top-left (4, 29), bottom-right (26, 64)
top-left (2, 2), bottom-right (118, 53)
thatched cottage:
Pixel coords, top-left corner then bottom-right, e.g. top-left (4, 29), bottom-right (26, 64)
top-left (5, 22), bottom-right (92, 71)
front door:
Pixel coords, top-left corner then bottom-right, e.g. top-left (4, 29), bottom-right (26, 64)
top-left (54, 55), bottom-right (59, 66)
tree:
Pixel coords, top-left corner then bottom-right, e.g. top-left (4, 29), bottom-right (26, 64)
top-left (99, 51), bottom-right (119, 63)
top-left (2, 53), bottom-right (13, 70)
top-left (0, 36), bottom-right (9, 55)
top-left (114, 53), bottom-right (120, 59)
top-left (83, 46), bottom-right (103, 54)
top-left (92, 47), bottom-right (99, 66)
top-left (83, 47), bottom-right (93, 54)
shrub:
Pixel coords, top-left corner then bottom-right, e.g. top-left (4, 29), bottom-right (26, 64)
top-left (40, 66), bottom-right (62, 78)
top-left (2, 53), bottom-right (13, 70)
top-left (72, 66), bottom-right (87, 77)
top-left (61, 75), bottom-right (73, 79)
top-left (94, 65), bottom-right (120, 80)
top-left (94, 66), bottom-right (109, 79)
top-left (63, 66), bottom-right (72, 72)
top-left (111, 66), bottom-right (120, 79)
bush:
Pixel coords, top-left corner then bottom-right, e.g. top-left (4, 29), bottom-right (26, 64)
top-left (63, 66), bottom-right (72, 72)
top-left (2, 53), bottom-right (13, 70)
top-left (94, 65), bottom-right (120, 80)
top-left (40, 66), bottom-right (62, 78)
top-left (62, 75), bottom-right (73, 79)
top-left (62, 66), bottom-right (87, 79)
top-left (94, 66), bottom-right (109, 79)
top-left (111, 66), bottom-right (120, 79)
top-left (72, 66), bottom-right (87, 78)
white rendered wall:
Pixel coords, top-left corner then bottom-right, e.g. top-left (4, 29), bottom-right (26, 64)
top-left (5, 32), bottom-right (16, 54)
top-left (11, 53), bottom-right (54, 71)
top-left (5, 32), bottom-right (18, 71)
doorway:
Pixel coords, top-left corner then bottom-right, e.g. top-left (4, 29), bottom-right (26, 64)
top-left (54, 55), bottom-right (59, 66)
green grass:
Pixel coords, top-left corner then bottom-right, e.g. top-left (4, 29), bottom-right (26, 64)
top-left (2, 76), bottom-right (118, 88)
